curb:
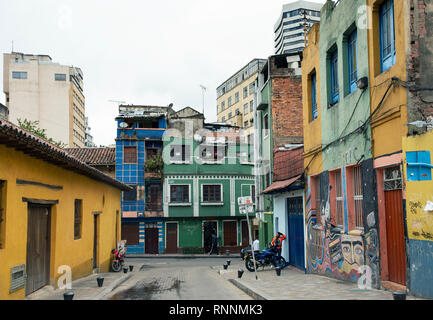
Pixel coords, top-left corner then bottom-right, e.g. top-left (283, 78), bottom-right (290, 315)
top-left (228, 279), bottom-right (268, 300)
top-left (126, 255), bottom-right (238, 259)
top-left (93, 274), bottom-right (132, 300)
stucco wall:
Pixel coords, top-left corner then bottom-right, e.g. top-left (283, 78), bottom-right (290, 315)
top-left (0, 145), bottom-right (122, 299)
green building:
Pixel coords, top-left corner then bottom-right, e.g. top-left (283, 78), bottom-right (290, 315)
top-left (162, 108), bottom-right (256, 254)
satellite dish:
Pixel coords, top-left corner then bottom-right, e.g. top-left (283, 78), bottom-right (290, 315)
top-left (194, 133), bottom-right (202, 142)
top-left (119, 122), bottom-right (128, 128)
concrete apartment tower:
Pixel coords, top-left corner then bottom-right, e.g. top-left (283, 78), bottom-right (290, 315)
top-left (3, 52), bottom-right (86, 147)
top-left (274, 0), bottom-right (323, 55)
top-left (216, 58), bottom-right (267, 149)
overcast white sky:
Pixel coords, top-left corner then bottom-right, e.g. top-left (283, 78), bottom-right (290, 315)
top-left (0, 0), bottom-right (325, 146)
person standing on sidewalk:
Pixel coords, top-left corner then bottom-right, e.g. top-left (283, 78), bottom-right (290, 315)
top-left (252, 237), bottom-right (260, 252)
top-left (271, 232), bottom-right (286, 256)
top-left (209, 230), bottom-right (219, 255)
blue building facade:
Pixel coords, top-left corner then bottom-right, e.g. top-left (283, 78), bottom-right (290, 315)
top-left (115, 105), bottom-right (172, 254)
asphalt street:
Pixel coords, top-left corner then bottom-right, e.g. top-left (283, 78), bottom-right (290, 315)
top-left (107, 257), bottom-right (252, 300)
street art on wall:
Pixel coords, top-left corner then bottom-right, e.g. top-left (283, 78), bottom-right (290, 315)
top-left (305, 176), bottom-right (374, 283)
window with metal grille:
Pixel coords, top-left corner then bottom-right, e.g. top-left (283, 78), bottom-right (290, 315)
top-left (170, 185), bottom-right (189, 203)
top-left (202, 185), bottom-right (222, 203)
top-left (0, 181), bottom-right (5, 249)
top-left (74, 199), bottom-right (82, 240)
top-left (124, 146), bottom-right (137, 163)
top-left (384, 166), bottom-right (402, 191)
top-left (335, 169), bottom-right (344, 226)
top-left (353, 166), bottom-right (364, 228)
top-left (314, 175), bottom-right (321, 223)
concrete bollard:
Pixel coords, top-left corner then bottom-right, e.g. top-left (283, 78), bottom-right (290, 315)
top-left (223, 264), bottom-right (228, 270)
top-left (123, 267), bottom-right (128, 274)
top-left (129, 265), bottom-right (134, 272)
top-left (227, 260), bottom-right (231, 266)
top-left (275, 267), bottom-right (281, 276)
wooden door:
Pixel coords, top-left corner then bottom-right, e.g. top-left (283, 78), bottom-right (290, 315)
top-left (145, 228), bottom-right (159, 254)
top-left (121, 222), bottom-right (139, 245)
top-left (26, 205), bottom-right (51, 295)
top-left (165, 223), bottom-right (178, 254)
top-left (385, 189), bottom-right (407, 285)
top-left (223, 221), bottom-right (237, 246)
top-left (93, 215), bottom-right (98, 269)
top-left (241, 220), bottom-right (249, 247)
top-left (287, 197), bottom-right (305, 270)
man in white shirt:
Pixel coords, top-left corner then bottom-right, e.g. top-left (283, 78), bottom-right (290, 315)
top-left (252, 238), bottom-right (260, 252)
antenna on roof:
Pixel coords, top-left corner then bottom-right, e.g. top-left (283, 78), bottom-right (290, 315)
top-left (11, 40), bottom-right (14, 53)
top-left (199, 84), bottom-right (206, 117)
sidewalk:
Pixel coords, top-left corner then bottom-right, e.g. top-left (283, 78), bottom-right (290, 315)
top-left (215, 259), bottom-right (424, 300)
top-left (26, 271), bottom-right (132, 300)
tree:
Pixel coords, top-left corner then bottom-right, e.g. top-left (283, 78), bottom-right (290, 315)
top-left (17, 118), bottom-right (67, 148)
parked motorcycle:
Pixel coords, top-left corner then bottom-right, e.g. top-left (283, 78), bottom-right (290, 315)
top-left (111, 241), bottom-right (126, 272)
top-left (244, 246), bottom-right (286, 272)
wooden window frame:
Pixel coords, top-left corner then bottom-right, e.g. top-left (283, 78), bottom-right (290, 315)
top-left (74, 199), bottom-right (83, 240)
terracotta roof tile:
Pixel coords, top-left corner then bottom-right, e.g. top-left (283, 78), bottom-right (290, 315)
top-left (65, 147), bottom-right (115, 165)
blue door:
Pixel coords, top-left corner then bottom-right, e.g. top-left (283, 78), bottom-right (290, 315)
top-left (287, 197), bottom-right (305, 270)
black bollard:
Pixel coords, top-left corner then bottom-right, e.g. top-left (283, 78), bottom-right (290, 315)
top-left (63, 291), bottom-right (74, 300)
top-left (275, 267), bottom-right (281, 276)
top-left (123, 267), bottom-right (128, 274)
top-left (238, 269), bottom-right (244, 279)
top-left (393, 291), bottom-right (406, 300)
top-left (97, 277), bottom-right (104, 287)
top-left (227, 260), bottom-right (231, 266)
top-left (129, 265), bottom-right (134, 272)
top-left (223, 264), bottom-right (228, 270)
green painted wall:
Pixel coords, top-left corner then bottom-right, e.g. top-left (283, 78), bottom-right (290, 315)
top-left (319, 0), bottom-right (372, 171)
top-left (178, 219), bottom-right (202, 247)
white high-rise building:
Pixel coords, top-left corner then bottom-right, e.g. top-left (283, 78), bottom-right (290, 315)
top-left (274, 1), bottom-right (323, 55)
top-left (3, 52), bottom-right (86, 147)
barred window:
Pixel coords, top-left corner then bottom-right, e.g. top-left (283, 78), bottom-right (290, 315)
top-left (124, 146), bottom-right (137, 163)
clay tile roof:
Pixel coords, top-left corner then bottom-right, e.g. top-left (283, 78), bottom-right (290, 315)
top-left (0, 119), bottom-right (130, 191)
top-left (65, 147), bottom-right (115, 165)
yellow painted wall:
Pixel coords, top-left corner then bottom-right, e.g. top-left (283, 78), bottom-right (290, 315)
top-left (217, 74), bottom-right (257, 136)
top-left (302, 23), bottom-right (323, 176)
top-left (0, 144), bottom-right (121, 299)
top-left (403, 130), bottom-right (433, 241)
top-left (367, 0), bottom-right (409, 158)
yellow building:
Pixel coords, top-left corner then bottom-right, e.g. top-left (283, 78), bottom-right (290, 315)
top-left (216, 59), bottom-right (266, 141)
top-left (0, 119), bottom-right (130, 299)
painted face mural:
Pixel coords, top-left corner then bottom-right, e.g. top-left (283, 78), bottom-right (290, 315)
top-left (340, 234), bottom-right (364, 270)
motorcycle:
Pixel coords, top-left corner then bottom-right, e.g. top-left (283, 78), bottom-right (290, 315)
top-left (111, 240), bottom-right (126, 272)
top-left (244, 246), bottom-right (286, 272)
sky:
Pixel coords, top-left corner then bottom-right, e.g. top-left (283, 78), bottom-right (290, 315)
top-left (0, 0), bottom-right (325, 146)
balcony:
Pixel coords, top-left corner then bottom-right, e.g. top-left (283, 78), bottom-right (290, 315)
top-left (144, 202), bottom-right (163, 217)
top-left (118, 128), bottom-right (165, 140)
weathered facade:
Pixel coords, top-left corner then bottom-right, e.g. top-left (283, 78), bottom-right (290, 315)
top-left (115, 105), bottom-right (173, 254)
top-left (0, 119), bottom-right (129, 299)
top-left (254, 53), bottom-right (303, 249)
top-left (303, 0), bottom-right (433, 298)
top-left (163, 114), bottom-right (256, 254)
